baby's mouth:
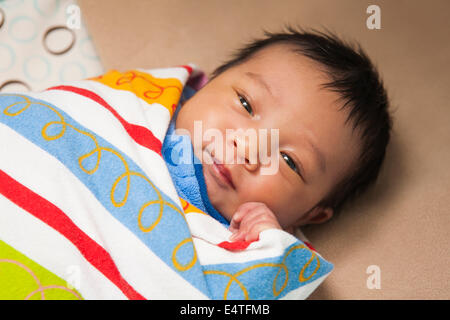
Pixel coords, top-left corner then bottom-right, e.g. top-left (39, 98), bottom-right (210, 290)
top-left (212, 158), bottom-right (235, 189)
top-left (205, 148), bottom-right (236, 189)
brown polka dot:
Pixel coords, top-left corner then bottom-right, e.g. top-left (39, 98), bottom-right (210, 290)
top-left (0, 80), bottom-right (32, 92)
top-left (42, 25), bottom-right (76, 55)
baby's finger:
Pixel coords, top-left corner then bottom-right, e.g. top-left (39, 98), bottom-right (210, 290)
top-left (229, 204), bottom-right (257, 232)
top-left (241, 207), bottom-right (272, 229)
top-left (229, 229), bottom-right (246, 242)
top-left (243, 231), bottom-right (259, 242)
top-left (244, 219), bottom-right (269, 239)
top-left (232, 202), bottom-right (263, 223)
top-left (229, 212), bottom-right (263, 242)
top-left (245, 222), bottom-right (275, 242)
top-left (230, 211), bottom-right (243, 226)
top-left (228, 217), bottom-right (240, 233)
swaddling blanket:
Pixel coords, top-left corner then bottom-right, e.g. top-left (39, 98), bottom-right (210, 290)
top-left (0, 66), bottom-right (333, 300)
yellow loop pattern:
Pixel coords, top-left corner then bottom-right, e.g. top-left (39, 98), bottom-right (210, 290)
top-left (89, 70), bottom-right (183, 117)
top-left (172, 238), bottom-right (197, 271)
top-left (1, 94), bottom-right (197, 273)
top-left (204, 244), bottom-right (320, 299)
top-left (203, 270), bottom-right (249, 299)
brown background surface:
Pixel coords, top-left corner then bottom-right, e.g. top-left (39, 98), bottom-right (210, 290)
top-left (78, 0), bottom-right (450, 299)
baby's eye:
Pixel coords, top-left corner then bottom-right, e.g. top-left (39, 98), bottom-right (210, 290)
top-left (281, 152), bottom-right (300, 175)
top-left (238, 94), bottom-right (253, 116)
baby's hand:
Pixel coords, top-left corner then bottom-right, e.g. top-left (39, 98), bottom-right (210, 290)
top-left (229, 202), bottom-right (282, 242)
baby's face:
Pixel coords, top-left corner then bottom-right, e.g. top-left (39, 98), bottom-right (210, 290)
top-left (176, 44), bottom-right (361, 228)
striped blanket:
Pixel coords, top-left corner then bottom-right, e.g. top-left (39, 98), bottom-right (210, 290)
top-left (0, 66), bottom-right (333, 300)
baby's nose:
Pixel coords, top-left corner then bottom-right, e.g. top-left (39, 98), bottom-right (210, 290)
top-left (233, 133), bottom-right (259, 171)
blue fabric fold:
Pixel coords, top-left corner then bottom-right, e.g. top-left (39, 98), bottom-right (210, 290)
top-left (162, 87), bottom-right (230, 227)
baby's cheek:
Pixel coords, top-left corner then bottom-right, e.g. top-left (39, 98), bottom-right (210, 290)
top-left (247, 175), bottom-right (284, 201)
top-left (248, 178), bottom-right (302, 224)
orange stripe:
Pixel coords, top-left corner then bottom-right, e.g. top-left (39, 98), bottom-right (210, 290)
top-left (88, 70), bottom-right (183, 117)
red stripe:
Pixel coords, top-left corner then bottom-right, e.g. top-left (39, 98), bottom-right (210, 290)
top-left (0, 170), bottom-right (145, 300)
top-left (217, 240), bottom-right (253, 251)
top-left (304, 241), bottom-right (316, 252)
top-left (178, 65), bottom-right (193, 74)
top-left (46, 85), bottom-right (162, 156)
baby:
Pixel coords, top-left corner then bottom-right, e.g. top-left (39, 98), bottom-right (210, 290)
top-left (168, 27), bottom-right (392, 243)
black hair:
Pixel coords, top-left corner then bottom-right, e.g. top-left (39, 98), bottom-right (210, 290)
top-left (209, 25), bottom-right (393, 218)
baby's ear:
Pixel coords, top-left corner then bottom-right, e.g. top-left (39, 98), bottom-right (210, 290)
top-left (309, 206), bottom-right (334, 225)
top-left (295, 206), bottom-right (334, 226)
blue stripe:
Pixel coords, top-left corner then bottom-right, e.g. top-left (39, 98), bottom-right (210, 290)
top-left (203, 242), bottom-right (333, 300)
